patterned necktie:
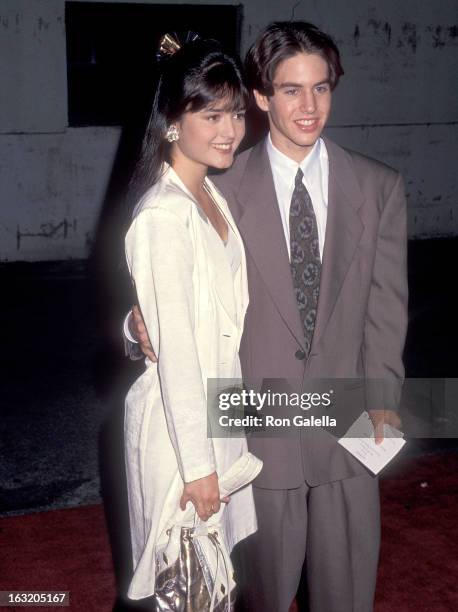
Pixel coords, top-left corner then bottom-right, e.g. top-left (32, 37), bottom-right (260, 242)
top-left (289, 167), bottom-right (321, 355)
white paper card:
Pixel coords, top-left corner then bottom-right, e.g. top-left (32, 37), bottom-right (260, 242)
top-left (338, 411), bottom-right (406, 474)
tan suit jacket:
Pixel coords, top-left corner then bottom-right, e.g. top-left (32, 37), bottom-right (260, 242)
top-left (214, 137), bottom-right (408, 488)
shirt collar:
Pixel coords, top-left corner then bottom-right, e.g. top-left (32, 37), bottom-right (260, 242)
top-left (266, 132), bottom-right (322, 183)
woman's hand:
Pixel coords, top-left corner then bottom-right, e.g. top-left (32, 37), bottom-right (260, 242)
top-left (180, 472), bottom-right (229, 521)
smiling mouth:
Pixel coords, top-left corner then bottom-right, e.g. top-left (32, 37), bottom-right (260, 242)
top-left (212, 143), bottom-right (233, 151)
top-left (294, 119), bottom-right (319, 127)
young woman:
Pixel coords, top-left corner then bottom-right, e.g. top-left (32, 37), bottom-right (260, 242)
top-left (124, 36), bottom-right (257, 603)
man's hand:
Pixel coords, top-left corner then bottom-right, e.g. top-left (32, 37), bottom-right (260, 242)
top-left (180, 472), bottom-right (230, 522)
top-left (128, 305), bottom-right (157, 362)
top-left (368, 410), bottom-right (402, 445)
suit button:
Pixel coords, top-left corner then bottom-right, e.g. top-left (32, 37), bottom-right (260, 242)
top-left (295, 349), bottom-right (306, 360)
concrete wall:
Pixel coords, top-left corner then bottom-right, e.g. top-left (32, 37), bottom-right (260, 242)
top-left (0, 0), bottom-right (457, 261)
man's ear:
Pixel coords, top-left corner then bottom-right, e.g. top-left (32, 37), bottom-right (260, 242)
top-left (253, 89), bottom-right (270, 112)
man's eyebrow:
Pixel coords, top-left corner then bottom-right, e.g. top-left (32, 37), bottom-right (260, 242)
top-left (274, 79), bottom-right (331, 89)
top-left (274, 82), bottom-right (303, 89)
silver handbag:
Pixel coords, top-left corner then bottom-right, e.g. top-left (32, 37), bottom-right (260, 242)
top-left (154, 453), bottom-right (262, 611)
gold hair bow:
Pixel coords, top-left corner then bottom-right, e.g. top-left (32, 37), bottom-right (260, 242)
top-left (156, 31), bottom-right (201, 61)
top-left (157, 33), bottom-right (181, 59)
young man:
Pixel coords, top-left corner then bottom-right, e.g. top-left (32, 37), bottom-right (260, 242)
top-left (128, 21), bottom-right (407, 611)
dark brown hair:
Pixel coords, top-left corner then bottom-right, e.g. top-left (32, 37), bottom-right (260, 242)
top-left (129, 38), bottom-right (248, 205)
top-left (245, 21), bottom-right (344, 96)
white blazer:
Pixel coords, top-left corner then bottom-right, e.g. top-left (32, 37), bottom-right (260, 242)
top-left (124, 165), bottom-right (256, 599)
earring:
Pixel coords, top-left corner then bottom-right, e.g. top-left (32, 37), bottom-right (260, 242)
top-left (165, 125), bottom-right (179, 143)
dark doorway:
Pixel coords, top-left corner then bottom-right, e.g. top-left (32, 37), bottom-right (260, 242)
top-left (66, 1), bottom-right (243, 127)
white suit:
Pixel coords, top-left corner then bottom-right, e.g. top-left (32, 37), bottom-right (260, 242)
top-left (124, 165), bottom-right (257, 599)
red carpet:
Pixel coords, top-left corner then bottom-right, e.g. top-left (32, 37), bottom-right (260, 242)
top-left (375, 452), bottom-right (458, 612)
top-left (0, 504), bottom-right (116, 611)
top-left (1, 453), bottom-right (457, 611)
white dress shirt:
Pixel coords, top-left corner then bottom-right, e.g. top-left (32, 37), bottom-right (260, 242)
top-left (266, 133), bottom-right (329, 261)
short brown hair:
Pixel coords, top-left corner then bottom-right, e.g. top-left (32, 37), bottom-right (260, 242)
top-left (245, 21), bottom-right (344, 95)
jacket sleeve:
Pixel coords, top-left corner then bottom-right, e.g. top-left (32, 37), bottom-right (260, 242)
top-left (364, 172), bottom-right (408, 411)
top-left (125, 206), bottom-right (216, 482)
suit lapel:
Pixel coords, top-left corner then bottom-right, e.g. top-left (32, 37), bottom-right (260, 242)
top-left (312, 138), bottom-right (365, 347)
top-left (236, 141), bottom-right (306, 350)
top-left (167, 166), bottom-right (238, 327)
top-left (234, 137), bottom-right (366, 352)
